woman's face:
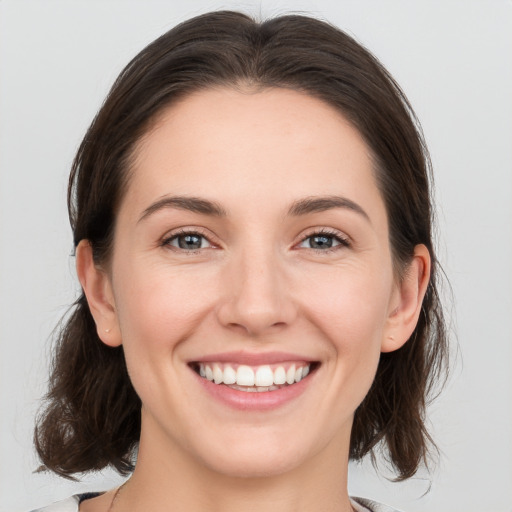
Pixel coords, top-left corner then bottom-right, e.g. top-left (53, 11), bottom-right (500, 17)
top-left (97, 88), bottom-right (409, 477)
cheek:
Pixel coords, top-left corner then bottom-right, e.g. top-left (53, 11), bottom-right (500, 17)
top-left (111, 261), bottom-right (222, 413)
top-left (301, 264), bottom-right (392, 402)
top-left (288, 264), bottom-right (393, 430)
top-left (112, 260), bottom-right (219, 355)
top-left (299, 263), bottom-right (393, 350)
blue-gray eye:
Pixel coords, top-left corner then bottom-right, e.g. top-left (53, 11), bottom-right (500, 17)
top-left (310, 235), bottom-right (334, 249)
top-left (299, 233), bottom-right (346, 249)
top-left (168, 233), bottom-right (211, 250)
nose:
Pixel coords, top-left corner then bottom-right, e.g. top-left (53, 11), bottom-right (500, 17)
top-left (215, 247), bottom-right (297, 337)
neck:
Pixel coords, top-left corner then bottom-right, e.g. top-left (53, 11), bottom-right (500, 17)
top-left (119, 415), bottom-right (354, 512)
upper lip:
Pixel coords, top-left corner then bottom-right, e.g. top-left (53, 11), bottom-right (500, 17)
top-left (189, 350), bottom-right (317, 366)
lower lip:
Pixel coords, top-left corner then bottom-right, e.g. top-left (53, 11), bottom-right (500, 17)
top-left (192, 368), bottom-right (316, 411)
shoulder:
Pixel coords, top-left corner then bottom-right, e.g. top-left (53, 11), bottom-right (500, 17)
top-left (30, 493), bottom-right (102, 512)
top-left (29, 495), bottom-right (79, 512)
top-left (32, 494), bottom-right (400, 512)
top-left (351, 496), bottom-right (404, 512)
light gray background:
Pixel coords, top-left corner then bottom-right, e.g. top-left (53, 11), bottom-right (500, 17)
top-left (1, 1), bottom-right (511, 511)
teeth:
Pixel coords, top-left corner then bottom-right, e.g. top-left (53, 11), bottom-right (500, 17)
top-left (228, 384), bottom-right (280, 393)
top-left (236, 365), bottom-right (255, 386)
top-left (223, 365), bottom-right (236, 385)
top-left (196, 362), bottom-right (312, 389)
top-left (255, 365), bottom-right (274, 386)
top-left (286, 364), bottom-right (296, 385)
top-left (213, 364), bottom-right (223, 384)
top-left (274, 366), bottom-right (286, 385)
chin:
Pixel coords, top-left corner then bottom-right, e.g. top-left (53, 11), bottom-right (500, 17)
top-left (201, 449), bottom-right (305, 479)
top-left (186, 428), bottom-right (313, 479)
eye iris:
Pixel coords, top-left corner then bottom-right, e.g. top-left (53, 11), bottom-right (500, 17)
top-left (310, 235), bottom-right (333, 249)
top-left (178, 234), bottom-right (202, 250)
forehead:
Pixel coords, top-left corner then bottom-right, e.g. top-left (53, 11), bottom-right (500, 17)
top-left (123, 87), bottom-right (384, 222)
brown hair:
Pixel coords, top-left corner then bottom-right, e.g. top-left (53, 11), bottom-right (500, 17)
top-left (35, 10), bottom-right (448, 481)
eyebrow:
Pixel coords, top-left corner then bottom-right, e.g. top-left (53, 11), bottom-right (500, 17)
top-left (138, 196), bottom-right (227, 223)
top-left (288, 195), bottom-right (370, 221)
top-left (138, 194), bottom-right (369, 223)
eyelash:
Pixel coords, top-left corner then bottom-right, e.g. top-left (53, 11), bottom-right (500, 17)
top-left (161, 228), bottom-right (214, 254)
top-left (298, 228), bottom-right (351, 253)
top-left (161, 228), bottom-right (351, 254)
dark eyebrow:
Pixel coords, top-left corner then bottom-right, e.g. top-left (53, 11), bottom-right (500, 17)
top-left (139, 194), bottom-right (369, 223)
top-left (287, 195), bottom-right (370, 221)
top-left (138, 196), bottom-right (227, 223)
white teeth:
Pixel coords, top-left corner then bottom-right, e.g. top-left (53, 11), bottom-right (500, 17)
top-left (213, 364), bottom-right (223, 384)
top-left (286, 364), bottom-right (296, 385)
top-left (196, 362), bottom-right (312, 389)
top-left (236, 365), bottom-right (255, 386)
top-left (274, 366), bottom-right (286, 385)
top-left (228, 384), bottom-right (281, 393)
top-left (223, 365), bottom-right (237, 385)
top-left (255, 365), bottom-right (274, 386)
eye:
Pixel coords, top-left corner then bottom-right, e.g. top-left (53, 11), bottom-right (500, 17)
top-left (163, 230), bottom-right (212, 251)
top-left (298, 230), bottom-right (349, 251)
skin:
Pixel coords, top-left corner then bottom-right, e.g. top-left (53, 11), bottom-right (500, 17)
top-left (77, 87), bottom-right (430, 512)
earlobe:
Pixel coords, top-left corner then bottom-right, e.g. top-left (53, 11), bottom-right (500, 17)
top-left (381, 244), bottom-right (431, 353)
top-left (75, 240), bottom-right (122, 347)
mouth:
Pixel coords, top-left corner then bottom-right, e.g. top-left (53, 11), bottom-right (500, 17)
top-left (189, 361), bottom-right (319, 393)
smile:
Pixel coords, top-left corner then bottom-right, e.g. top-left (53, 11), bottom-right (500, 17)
top-left (195, 362), bottom-right (312, 392)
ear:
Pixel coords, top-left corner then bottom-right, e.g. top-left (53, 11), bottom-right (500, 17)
top-left (381, 244), bottom-right (431, 353)
top-left (76, 240), bottom-right (122, 347)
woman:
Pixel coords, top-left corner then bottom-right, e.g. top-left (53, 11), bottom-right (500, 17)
top-left (33, 10), bottom-right (448, 512)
